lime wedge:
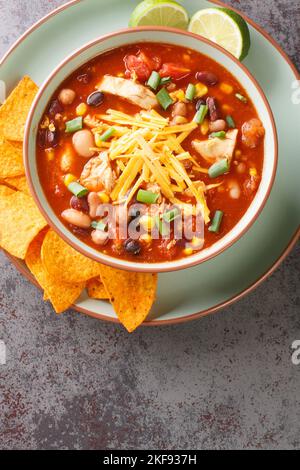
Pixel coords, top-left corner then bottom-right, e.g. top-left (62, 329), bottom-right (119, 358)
top-left (188, 7), bottom-right (251, 61)
top-left (129, 0), bottom-right (189, 30)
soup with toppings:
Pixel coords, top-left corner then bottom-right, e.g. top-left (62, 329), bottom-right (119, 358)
top-left (36, 42), bottom-right (265, 263)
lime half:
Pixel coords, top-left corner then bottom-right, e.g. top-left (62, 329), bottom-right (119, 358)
top-left (188, 7), bottom-right (251, 60)
top-left (129, 0), bottom-right (189, 30)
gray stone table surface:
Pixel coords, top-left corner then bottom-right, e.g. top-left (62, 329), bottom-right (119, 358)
top-left (0, 0), bottom-right (299, 450)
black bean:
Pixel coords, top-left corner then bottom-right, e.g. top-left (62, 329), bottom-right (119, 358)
top-left (69, 224), bottom-right (90, 237)
top-left (195, 71), bottom-right (219, 86)
top-left (124, 238), bottom-right (141, 255)
top-left (206, 97), bottom-right (220, 121)
top-left (195, 98), bottom-right (206, 111)
top-left (37, 129), bottom-right (58, 148)
top-left (77, 73), bottom-right (90, 84)
top-left (70, 195), bottom-right (89, 214)
top-left (87, 91), bottom-right (104, 107)
top-left (48, 99), bottom-right (63, 116)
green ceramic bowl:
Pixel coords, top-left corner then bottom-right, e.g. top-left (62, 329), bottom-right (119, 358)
top-left (25, 27), bottom-right (277, 273)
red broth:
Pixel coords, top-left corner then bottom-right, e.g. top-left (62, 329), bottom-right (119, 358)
top-left (37, 43), bottom-right (264, 263)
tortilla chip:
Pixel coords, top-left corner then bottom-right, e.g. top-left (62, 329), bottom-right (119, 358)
top-left (0, 184), bottom-right (15, 197)
top-left (0, 191), bottom-right (47, 258)
top-left (41, 229), bottom-right (102, 283)
top-left (99, 265), bottom-right (157, 332)
top-left (0, 76), bottom-right (38, 141)
top-left (25, 231), bottom-right (84, 314)
top-left (3, 175), bottom-right (30, 195)
top-left (0, 133), bottom-right (24, 178)
top-left (87, 277), bottom-right (110, 300)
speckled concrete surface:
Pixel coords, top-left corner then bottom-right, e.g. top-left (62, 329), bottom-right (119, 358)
top-left (0, 0), bottom-right (299, 450)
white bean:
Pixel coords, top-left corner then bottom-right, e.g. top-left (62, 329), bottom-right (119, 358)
top-left (209, 119), bottom-right (226, 133)
top-left (236, 162), bottom-right (246, 174)
top-left (72, 129), bottom-right (95, 158)
top-left (91, 230), bottom-right (109, 246)
top-left (58, 88), bottom-right (76, 105)
top-left (88, 192), bottom-right (101, 218)
top-left (229, 181), bottom-right (241, 199)
top-left (172, 102), bottom-right (187, 117)
top-left (61, 209), bottom-right (91, 228)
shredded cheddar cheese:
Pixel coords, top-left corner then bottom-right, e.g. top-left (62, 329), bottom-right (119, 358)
top-left (89, 108), bottom-right (211, 223)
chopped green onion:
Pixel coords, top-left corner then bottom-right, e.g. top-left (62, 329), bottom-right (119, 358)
top-left (160, 77), bottom-right (172, 86)
top-left (147, 71), bottom-right (161, 91)
top-left (99, 127), bottom-right (116, 142)
top-left (163, 207), bottom-right (181, 223)
top-left (156, 88), bottom-right (174, 110)
top-left (193, 104), bottom-right (208, 124)
top-left (67, 181), bottom-right (88, 198)
top-left (208, 210), bottom-right (224, 233)
top-left (185, 83), bottom-right (196, 101)
top-left (155, 215), bottom-right (170, 237)
top-left (91, 220), bottom-right (107, 231)
top-left (235, 93), bottom-right (248, 103)
top-left (208, 158), bottom-right (230, 178)
top-left (209, 131), bottom-right (226, 139)
top-left (226, 115), bottom-right (236, 128)
top-left (65, 117), bottom-right (83, 133)
top-left (136, 189), bottom-right (159, 204)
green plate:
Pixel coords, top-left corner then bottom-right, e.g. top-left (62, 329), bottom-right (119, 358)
top-left (1, 0), bottom-right (299, 325)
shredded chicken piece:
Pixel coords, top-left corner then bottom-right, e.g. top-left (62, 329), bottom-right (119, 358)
top-left (80, 151), bottom-right (115, 193)
top-left (192, 129), bottom-right (238, 164)
top-left (97, 75), bottom-right (157, 110)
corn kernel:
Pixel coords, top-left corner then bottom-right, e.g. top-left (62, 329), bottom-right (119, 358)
top-left (170, 89), bottom-right (186, 102)
top-left (222, 104), bottom-right (233, 113)
top-left (235, 150), bottom-right (242, 158)
top-left (173, 115), bottom-right (188, 125)
top-left (140, 233), bottom-right (152, 244)
top-left (63, 173), bottom-right (77, 187)
top-left (48, 122), bottom-right (56, 132)
top-left (249, 168), bottom-right (257, 177)
top-left (76, 103), bottom-right (87, 116)
top-left (45, 148), bottom-right (55, 161)
top-left (191, 237), bottom-right (204, 249)
top-left (200, 119), bottom-right (209, 135)
top-left (97, 192), bottom-right (110, 203)
top-left (220, 83), bottom-right (234, 94)
top-left (139, 215), bottom-right (155, 232)
top-left (183, 247), bottom-right (193, 256)
top-left (94, 133), bottom-right (103, 147)
top-left (195, 82), bottom-right (208, 98)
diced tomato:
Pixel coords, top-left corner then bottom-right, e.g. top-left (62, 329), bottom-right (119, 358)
top-left (124, 55), bottom-right (150, 81)
top-left (139, 52), bottom-right (161, 72)
top-left (124, 52), bottom-right (162, 82)
top-left (159, 63), bottom-right (191, 80)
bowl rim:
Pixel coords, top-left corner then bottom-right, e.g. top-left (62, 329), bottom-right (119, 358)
top-left (24, 26), bottom-right (278, 274)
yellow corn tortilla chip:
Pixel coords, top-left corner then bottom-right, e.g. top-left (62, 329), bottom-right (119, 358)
top-left (0, 76), bottom-right (38, 141)
top-left (41, 229), bottom-right (102, 283)
top-left (0, 191), bottom-right (47, 259)
top-left (99, 265), bottom-right (157, 332)
top-left (3, 175), bottom-right (30, 195)
top-left (0, 184), bottom-right (15, 197)
top-left (87, 277), bottom-right (110, 300)
top-left (0, 133), bottom-right (24, 178)
top-left (25, 231), bottom-right (84, 314)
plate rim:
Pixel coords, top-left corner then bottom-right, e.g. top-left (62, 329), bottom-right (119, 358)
top-left (1, 0), bottom-right (299, 326)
